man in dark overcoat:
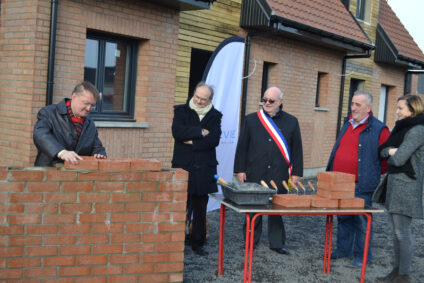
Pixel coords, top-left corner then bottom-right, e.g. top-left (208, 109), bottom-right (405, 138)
top-left (234, 86), bottom-right (303, 255)
top-left (171, 82), bottom-right (222, 256)
top-left (33, 81), bottom-right (106, 166)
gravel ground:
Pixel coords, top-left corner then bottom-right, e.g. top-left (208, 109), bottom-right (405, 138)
top-left (183, 178), bottom-right (424, 283)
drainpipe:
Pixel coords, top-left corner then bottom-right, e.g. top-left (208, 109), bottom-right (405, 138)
top-left (240, 33), bottom-right (252, 126)
top-left (46, 0), bottom-right (58, 105)
top-left (336, 50), bottom-right (372, 135)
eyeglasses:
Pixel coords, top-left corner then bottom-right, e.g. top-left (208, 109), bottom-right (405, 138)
top-left (262, 98), bottom-right (276, 104)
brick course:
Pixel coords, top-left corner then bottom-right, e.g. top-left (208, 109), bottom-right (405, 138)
top-left (0, 158), bottom-right (188, 282)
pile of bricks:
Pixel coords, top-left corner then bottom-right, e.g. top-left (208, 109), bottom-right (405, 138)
top-left (272, 172), bottom-right (364, 209)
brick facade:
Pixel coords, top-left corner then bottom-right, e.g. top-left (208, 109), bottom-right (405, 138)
top-left (0, 158), bottom-right (188, 282)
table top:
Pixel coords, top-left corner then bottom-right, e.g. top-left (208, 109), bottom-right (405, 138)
top-left (209, 194), bottom-right (385, 214)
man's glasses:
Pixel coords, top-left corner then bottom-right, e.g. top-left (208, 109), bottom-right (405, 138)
top-left (262, 98), bottom-right (276, 104)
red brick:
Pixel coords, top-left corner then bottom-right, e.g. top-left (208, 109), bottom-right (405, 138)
top-left (59, 224), bottom-right (90, 234)
top-left (9, 170), bottom-right (43, 181)
top-left (124, 264), bottom-right (154, 274)
top-left (26, 246), bottom-right (57, 256)
top-left (111, 234), bottom-right (140, 243)
top-left (158, 202), bottom-right (186, 212)
top-left (92, 224), bottom-right (123, 233)
top-left (94, 182), bottom-right (125, 192)
top-left (92, 265), bottom-right (122, 275)
top-left (60, 266), bottom-right (90, 276)
top-left (141, 253), bottom-right (169, 263)
top-left (60, 245), bottom-right (90, 255)
top-left (44, 215), bottom-right (75, 224)
top-left (94, 203), bottom-right (124, 213)
top-left (317, 180), bottom-right (355, 191)
top-left (8, 257), bottom-right (41, 268)
top-left (173, 192), bottom-right (187, 201)
top-left (172, 232), bottom-right (186, 243)
top-left (0, 204), bottom-right (24, 213)
top-left (156, 242), bottom-right (184, 252)
top-left (0, 257), bottom-right (5, 268)
top-left (27, 182), bottom-right (59, 192)
top-left (44, 256), bottom-right (74, 266)
top-left (25, 267), bottom-right (57, 278)
top-left (143, 192), bottom-right (172, 202)
top-left (126, 202), bottom-right (155, 212)
top-left (144, 171), bottom-right (173, 181)
top-left (9, 214), bottom-right (41, 224)
top-left (111, 172), bottom-right (142, 181)
top-left (45, 168), bottom-right (77, 181)
top-left (0, 247), bottom-right (23, 257)
top-left (130, 159), bottom-right (161, 171)
top-left (142, 213), bottom-right (170, 222)
top-left (109, 254), bottom-right (139, 264)
top-left (76, 277), bottom-right (106, 283)
top-left (64, 158), bottom-right (99, 170)
top-left (61, 203), bottom-right (92, 213)
top-left (79, 193), bottom-right (110, 202)
top-left (93, 244), bottom-right (123, 254)
top-left (27, 225), bottom-right (58, 235)
top-left (156, 262), bottom-right (184, 273)
top-left (26, 203), bottom-right (58, 213)
top-left (0, 167), bottom-right (7, 180)
top-left (98, 158), bottom-right (131, 171)
top-left (76, 255), bottom-right (107, 265)
top-left (0, 226), bottom-right (24, 236)
top-left (139, 274), bottom-right (168, 282)
top-left (170, 273), bottom-right (184, 283)
top-left (0, 269), bottom-right (22, 279)
top-left (126, 223), bottom-right (155, 233)
top-left (110, 213), bottom-right (140, 223)
top-left (78, 214), bottom-right (108, 223)
top-left (124, 243), bottom-right (155, 253)
top-left (10, 193), bottom-right (42, 203)
top-left (173, 168), bottom-right (188, 181)
top-left (109, 276), bottom-right (138, 283)
top-left (173, 212), bottom-right (186, 221)
top-left (339, 198), bottom-right (365, 208)
top-left (127, 182), bottom-right (157, 191)
top-left (310, 196), bottom-right (339, 208)
top-left (0, 182), bottom-right (24, 192)
top-left (9, 236), bottom-right (41, 246)
top-left (159, 182), bottom-right (187, 192)
top-left (44, 278), bottom-right (74, 283)
top-left (0, 193), bottom-right (6, 202)
top-left (158, 223), bottom-right (185, 232)
top-left (142, 233), bottom-right (171, 243)
top-left (0, 236), bottom-right (6, 246)
top-left (112, 193), bottom-right (141, 202)
top-left (45, 192), bottom-right (77, 202)
top-left (0, 215), bottom-right (5, 225)
top-left (78, 172), bottom-right (111, 181)
top-left (317, 171), bottom-right (355, 184)
top-left (44, 235), bottom-right (76, 245)
top-left (170, 253), bottom-right (184, 262)
top-left (317, 189), bottom-right (354, 199)
top-left (78, 234), bottom-right (108, 244)
top-left (62, 182), bottom-right (93, 192)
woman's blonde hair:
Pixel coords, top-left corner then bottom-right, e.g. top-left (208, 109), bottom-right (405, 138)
top-left (397, 94), bottom-right (424, 117)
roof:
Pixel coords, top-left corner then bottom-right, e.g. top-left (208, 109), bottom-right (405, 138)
top-left (240, 0), bottom-right (373, 53)
top-left (378, 0), bottom-right (424, 64)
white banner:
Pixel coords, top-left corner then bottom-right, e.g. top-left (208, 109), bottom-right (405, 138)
top-left (203, 37), bottom-right (245, 211)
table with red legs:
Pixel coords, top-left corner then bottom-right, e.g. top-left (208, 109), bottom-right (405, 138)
top-left (210, 194), bottom-right (384, 283)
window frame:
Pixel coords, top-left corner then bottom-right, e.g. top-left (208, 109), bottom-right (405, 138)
top-left (84, 31), bottom-right (138, 121)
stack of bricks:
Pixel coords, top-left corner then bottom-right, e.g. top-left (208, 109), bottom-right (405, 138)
top-left (0, 157), bottom-right (188, 282)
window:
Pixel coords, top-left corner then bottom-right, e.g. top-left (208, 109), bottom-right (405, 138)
top-left (378, 85), bottom-right (389, 122)
top-left (260, 62), bottom-right (277, 100)
top-left (188, 48), bottom-right (212, 98)
top-left (84, 32), bottom-right (138, 120)
top-left (348, 78), bottom-right (365, 110)
top-left (356, 0), bottom-right (371, 22)
top-left (418, 74), bottom-right (424, 94)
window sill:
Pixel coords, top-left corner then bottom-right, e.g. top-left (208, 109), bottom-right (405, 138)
top-left (94, 121), bottom-right (149, 128)
top-left (314, 107), bottom-right (329, 112)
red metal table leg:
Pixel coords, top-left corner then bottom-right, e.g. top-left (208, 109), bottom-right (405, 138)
top-left (323, 215), bottom-right (333, 273)
top-left (218, 204), bottom-right (226, 276)
top-left (243, 213), bottom-right (251, 283)
top-left (360, 213), bottom-right (372, 283)
top-left (247, 213), bottom-right (262, 283)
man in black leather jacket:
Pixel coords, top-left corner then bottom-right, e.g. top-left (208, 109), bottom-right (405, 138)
top-left (33, 81), bottom-right (106, 166)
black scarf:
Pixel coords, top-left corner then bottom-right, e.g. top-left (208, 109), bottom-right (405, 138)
top-left (379, 113), bottom-right (424, 179)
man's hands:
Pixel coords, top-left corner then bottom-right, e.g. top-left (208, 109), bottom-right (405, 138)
top-left (59, 150), bottom-right (106, 165)
top-left (236, 172), bottom-right (246, 183)
top-left (183, 128), bottom-right (210, 145)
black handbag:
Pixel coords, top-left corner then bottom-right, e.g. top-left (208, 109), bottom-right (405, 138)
top-left (372, 175), bottom-right (388, 204)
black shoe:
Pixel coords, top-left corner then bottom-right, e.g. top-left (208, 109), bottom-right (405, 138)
top-left (376, 267), bottom-right (399, 283)
top-left (193, 246), bottom-right (208, 256)
top-left (270, 247), bottom-right (290, 255)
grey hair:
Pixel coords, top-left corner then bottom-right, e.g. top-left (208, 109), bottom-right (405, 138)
top-left (353, 90), bottom-right (373, 105)
top-left (195, 81), bottom-right (214, 100)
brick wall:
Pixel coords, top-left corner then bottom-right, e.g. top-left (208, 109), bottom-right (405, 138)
top-left (0, 158), bottom-right (188, 282)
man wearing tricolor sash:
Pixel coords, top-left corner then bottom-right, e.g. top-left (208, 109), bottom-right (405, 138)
top-left (234, 86), bottom-right (303, 255)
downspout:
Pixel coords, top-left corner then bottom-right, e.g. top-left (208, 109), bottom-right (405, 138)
top-left (336, 51), bottom-right (372, 135)
top-left (240, 33), bottom-right (252, 126)
top-left (46, 0), bottom-right (58, 105)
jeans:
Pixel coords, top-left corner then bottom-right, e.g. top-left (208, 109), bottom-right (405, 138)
top-left (335, 191), bottom-right (373, 260)
top-left (390, 213), bottom-right (412, 275)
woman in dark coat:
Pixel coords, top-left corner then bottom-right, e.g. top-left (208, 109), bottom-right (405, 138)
top-left (171, 82), bottom-right (222, 256)
top-left (375, 95), bottom-right (424, 283)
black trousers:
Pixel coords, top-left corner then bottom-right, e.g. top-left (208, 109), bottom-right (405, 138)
top-left (188, 194), bottom-right (209, 250)
top-left (243, 214), bottom-right (286, 249)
